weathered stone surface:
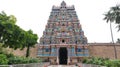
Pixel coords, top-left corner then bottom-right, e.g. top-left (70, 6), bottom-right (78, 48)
top-left (11, 43), bottom-right (120, 59)
top-left (89, 43), bottom-right (120, 59)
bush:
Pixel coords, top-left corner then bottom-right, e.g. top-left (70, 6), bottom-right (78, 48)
top-left (6, 53), bottom-right (14, 58)
top-left (82, 57), bottom-right (120, 67)
top-left (0, 54), bottom-right (9, 65)
top-left (29, 58), bottom-right (40, 63)
top-left (8, 56), bottom-right (41, 64)
top-left (104, 60), bottom-right (120, 67)
top-left (8, 56), bottom-right (28, 64)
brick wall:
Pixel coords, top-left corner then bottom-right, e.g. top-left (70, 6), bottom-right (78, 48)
top-left (11, 43), bottom-right (120, 59)
top-left (89, 43), bottom-right (120, 59)
top-left (10, 45), bottom-right (38, 58)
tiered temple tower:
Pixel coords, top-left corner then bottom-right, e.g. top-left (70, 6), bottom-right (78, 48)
top-left (37, 1), bottom-right (89, 65)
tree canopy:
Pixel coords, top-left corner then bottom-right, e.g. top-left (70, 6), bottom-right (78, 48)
top-left (0, 11), bottom-right (38, 57)
top-left (104, 5), bottom-right (120, 31)
top-left (25, 30), bottom-right (38, 57)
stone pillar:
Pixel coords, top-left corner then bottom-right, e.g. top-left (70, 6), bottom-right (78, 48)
top-left (56, 47), bottom-right (59, 65)
top-left (67, 47), bottom-right (70, 65)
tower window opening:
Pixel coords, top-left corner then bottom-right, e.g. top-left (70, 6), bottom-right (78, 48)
top-left (62, 40), bottom-right (65, 43)
top-left (62, 31), bottom-right (65, 33)
top-left (62, 24), bottom-right (65, 26)
top-left (75, 41), bottom-right (77, 44)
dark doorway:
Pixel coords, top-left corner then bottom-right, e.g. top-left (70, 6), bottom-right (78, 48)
top-left (59, 47), bottom-right (68, 65)
top-left (62, 40), bottom-right (65, 43)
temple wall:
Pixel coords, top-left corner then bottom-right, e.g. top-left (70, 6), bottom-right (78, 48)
top-left (11, 43), bottom-right (120, 59)
top-left (9, 45), bottom-right (38, 58)
top-left (89, 43), bottom-right (120, 59)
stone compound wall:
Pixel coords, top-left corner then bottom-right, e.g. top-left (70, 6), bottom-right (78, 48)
top-left (11, 43), bottom-right (120, 59)
top-left (9, 45), bottom-right (38, 58)
top-left (89, 43), bottom-right (120, 59)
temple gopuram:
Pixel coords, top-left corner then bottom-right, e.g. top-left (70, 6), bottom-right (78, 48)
top-left (37, 1), bottom-right (89, 65)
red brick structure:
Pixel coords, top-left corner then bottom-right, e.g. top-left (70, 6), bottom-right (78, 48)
top-left (12, 43), bottom-right (120, 59)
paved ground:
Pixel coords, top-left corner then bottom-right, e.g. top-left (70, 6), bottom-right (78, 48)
top-left (48, 65), bottom-right (78, 67)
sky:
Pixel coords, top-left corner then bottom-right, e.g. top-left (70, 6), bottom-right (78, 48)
top-left (0, 0), bottom-right (120, 43)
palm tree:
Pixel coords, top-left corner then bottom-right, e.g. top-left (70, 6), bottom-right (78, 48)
top-left (103, 5), bottom-right (120, 59)
top-left (117, 38), bottom-right (120, 43)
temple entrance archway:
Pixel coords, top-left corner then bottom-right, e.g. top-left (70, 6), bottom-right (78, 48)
top-left (59, 47), bottom-right (68, 65)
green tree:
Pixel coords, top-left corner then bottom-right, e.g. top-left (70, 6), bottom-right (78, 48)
top-left (117, 38), bottom-right (120, 43)
top-left (0, 11), bottom-right (16, 43)
top-left (25, 30), bottom-right (38, 57)
top-left (0, 18), bottom-right (26, 49)
top-left (0, 11), bottom-right (38, 55)
top-left (0, 11), bottom-right (19, 49)
top-left (103, 5), bottom-right (120, 59)
top-left (0, 11), bottom-right (32, 50)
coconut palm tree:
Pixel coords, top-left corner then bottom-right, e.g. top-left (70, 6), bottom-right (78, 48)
top-left (103, 5), bottom-right (120, 59)
top-left (117, 38), bottom-right (120, 43)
